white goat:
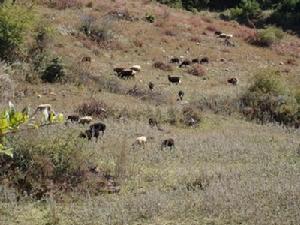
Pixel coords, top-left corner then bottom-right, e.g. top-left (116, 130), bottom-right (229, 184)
top-left (133, 136), bottom-right (147, 148)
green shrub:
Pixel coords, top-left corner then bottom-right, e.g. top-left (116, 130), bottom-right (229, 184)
top-left (249, 26), bottom-right (284, 47)
top-left (241, 70), bottom-right (299, 126)
top-left (0, 1), bottom-right (35, 60)
top-left (41, 57), bottom-right (65, 83)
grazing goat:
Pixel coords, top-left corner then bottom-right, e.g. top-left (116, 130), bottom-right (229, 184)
top-left (168, 75), bottom-right (181, 85)
top-left (192, 58), bottom-right (200, 64)
top-left (215, 31), bottom-right (222, 36)
top-left (90, 122), bottom-right (106, 136)
top-left (161, 138), bottom-right (175, 150)
top-left (118, 69), bottom-right (136, 79)
top-left (67, 115), bottom-right (80, 122)
top-left (200, 57), bottom-right (209, 64)
top-left (219, 33), bottom-right (233, 39)
top-left (170, 57), bottom-right (180, 64)
top-left (149, 118), bottom-right (158, 128)
top-left (81, 56), bottom-right (92, 63)
top-left (227, 77), bottom-right (239, 86)
top-left (179, 60), bottom-right (192, 68)
top-left (79, 122), bottom-right (106, 142)
top-left (148, 82), bottom-right (154, 91)
top-left (132, 136), bottom-right (147, 148)
top-left (178, 90), bottom-right (184, 101)
top-left (79, 116), bottom-right (93, 125)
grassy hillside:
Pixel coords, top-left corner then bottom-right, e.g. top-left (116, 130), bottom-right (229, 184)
top-left (0, 0), bottom-right (300, 225)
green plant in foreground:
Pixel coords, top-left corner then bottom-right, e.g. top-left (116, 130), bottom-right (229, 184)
top-left (0, 103), bottom-right (64, 157)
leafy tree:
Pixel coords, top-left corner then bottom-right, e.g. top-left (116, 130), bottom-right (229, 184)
top-left (0, 0), bottom-right (35, 60)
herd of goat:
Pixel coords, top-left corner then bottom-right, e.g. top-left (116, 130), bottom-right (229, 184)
top-left (66, 31), bottom-right (238, 150)
top-left (69, 116), bottom-right (175, 150)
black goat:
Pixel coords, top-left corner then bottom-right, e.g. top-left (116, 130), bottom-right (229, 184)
top-left (80, 122), bottom-right (106, 142)
top-left (192, 58), bottom-right (200, 64)
top-left (227, 77), bottom-right (239, 86)
top-left (168, 75), bottom-right (181, 85)
top-left (178, 90), bottom-right (184, 101)
top-left (200, 57), bottom-right (209, 64)
top-left (149, 118), bottom-right (158, 128)
top-left (148, 82), bottom-right (154, 91)
top-left (67, 115), bottom-right (80, 122)
top-left (179, 60), bottom-right (192, 68)
top-left (170, 57), bottom-right (180, 64)
top-left (161, 138), bottom-right (175, 150)
top-left (90, 122), bottom-right (106, 136)
top-left (117, 69), bottom-right (135, 79)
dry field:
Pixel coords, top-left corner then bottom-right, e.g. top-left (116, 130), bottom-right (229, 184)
top-left (0, 0), bottom-right (300, 224)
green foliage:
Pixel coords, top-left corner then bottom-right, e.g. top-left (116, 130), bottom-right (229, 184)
top-left (251, 26), bottom-right (284, 47)
top-left (0, 0), bottom-right (35, 60)
top-left (41, 57), bottom-right (65, 83)
top-left (0, 104), bottom-right (65, 158)
top-left (241, 70), bottom-right (299, 125)
top-left (226, 0), bottom-right (262, 22)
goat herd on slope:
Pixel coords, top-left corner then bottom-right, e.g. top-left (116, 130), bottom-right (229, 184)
top-left (31, 31), bottom-right (238, 151)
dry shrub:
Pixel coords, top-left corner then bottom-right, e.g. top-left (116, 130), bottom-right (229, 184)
top-left (76, 99), bottom-right (108, 119)
top-left (190, 36), bottom-right (201, 43)
top-left (235, 26), bottom-right (257, 40)
top-left (153, 61), bottom-right (173, 71)
top-left (202, 17), bottom-right (213, 23)
top-left (133, 39), bottom-right (144, 48)
top-left (206, 25), bottom-right (217, 32)
top-left (181, 106), bottom-right (201, 127)
top-left (164, 30), bottom-right (176, 36)
top-left (48, 0), bottom-right (83, 10)
top-left (188, 65), bottom-right (206, 77)
top-left (189, 17), bottom-right (203, 28)
top-left (286, 58), bottom-right (297, 65)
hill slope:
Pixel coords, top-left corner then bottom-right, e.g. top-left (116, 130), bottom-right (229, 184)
top-left (0, 1), bottom-right (300, 225)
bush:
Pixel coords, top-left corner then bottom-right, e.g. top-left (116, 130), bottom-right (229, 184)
top-left (0, 1), bottom-right (35, 60)
top-left (76, 99), bottom-right (108, 119)
top-left (41, 57), bottom-right (65, 83)
top-left (153, 61), bottom-right (173, 71)
top-left (188, 65), bottom-right (206, 77)
top-left (248, 26), bottom-right (284, 47)
top-left (241, 70), bottom-right (299, 126)
top-left (0, 127), bottom-right (118, 198)
top-left (80, 15), bottom-right (114, 43)
top-left (181, 106), bottom-right (201, 127)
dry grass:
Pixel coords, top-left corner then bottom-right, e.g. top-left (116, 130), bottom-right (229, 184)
top-left (1, 0), bottom-right (300, 224)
